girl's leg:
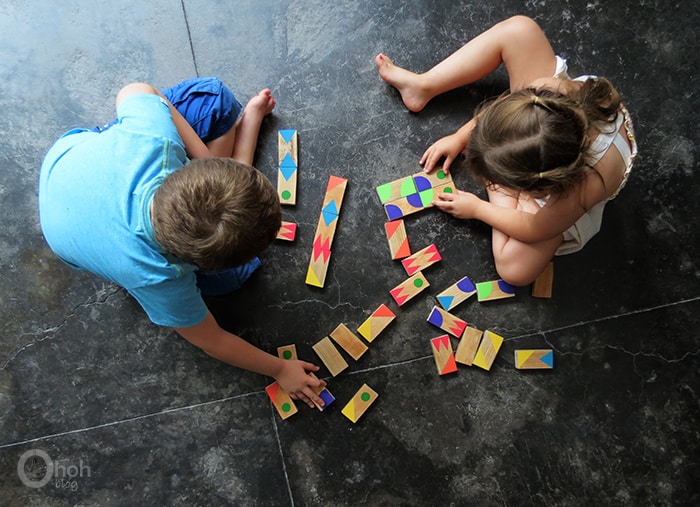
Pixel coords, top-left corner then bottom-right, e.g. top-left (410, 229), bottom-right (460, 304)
top-left (206, 88), bottom-right (276, 165)
top-left (486, 186), bottom-right (563, 286)
top-left (376, 15), bottom-right (558, 112)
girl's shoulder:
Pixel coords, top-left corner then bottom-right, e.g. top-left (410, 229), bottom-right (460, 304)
top-left (528, 77), bottom-right (583, 95)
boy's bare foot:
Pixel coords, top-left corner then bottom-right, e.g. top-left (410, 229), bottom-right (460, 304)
top-left (244, 88), bottom-right (276, 121)
top-left (375, 53), bottom-right (430, 112)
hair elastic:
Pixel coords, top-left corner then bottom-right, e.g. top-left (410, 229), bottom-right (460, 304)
top-left (533, 96), bottom-right (540, 105)
top-left (538, 172), bottom-right (544, 179)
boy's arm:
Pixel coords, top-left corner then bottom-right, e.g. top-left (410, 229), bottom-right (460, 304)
top-left (174, 311), bottom-right (326, 408)
top-left (434, 189), bottom-right (585, 243)
top-left (116, 83), bottom-right (212, 160)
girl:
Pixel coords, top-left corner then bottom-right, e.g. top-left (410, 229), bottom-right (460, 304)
top-left (376, 15), bottom-right (636, 286)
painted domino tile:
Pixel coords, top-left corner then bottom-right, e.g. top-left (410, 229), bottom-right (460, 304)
top-left (383, 193), bottom-right (426, 221)
top-left (276, 221), bottom-right (297, 241)
top-left (312, 337), bottom-right (348, 377)
top-left (426, 306), bottom-right (468, 338)
top-left (437, 276), bottom-right (477, 311)
top-left (389, 272), bottom-right (430, 306)
top-left (401, 243), bottom-right (442, 276)
top-left (415, 181), bottom-right (456, 207)
top-left (515, 349), bottom-right (554, 370)
top-left (341, 384), bottom-right (379, 423)
top-left (357, 304), bottom-right (396, 343)
top-left (431, 335), bottom-right (458, 375)
top-left (476, 279), bottom-right (516, 302)
top-left (472, 330), bottom-right (504, 371)
top-left (412, 168), bottom-right (453, 190)
top-left (305, 251), bottom-right (331, 288)
top-left (277, 344), bottom-right (297, 360)
top-left (531, 262), bottom-right (554, 298)
top-left (277, 130), bottom-right (298, 205)
top-left (305, 235), bottom-right (332, 288)
top-left (329, 323), bottom-right (368, 361)
top-left (455, 327), bottom-right (483, 366)
top-left (265, 381), bottom-right (298, 419)
top-left (376, 175), bottom-right (417, 204)
top-left (384, 220), bottom-right (411, 260)
top-left (321, 175), bottom-right (348, 215)
top-left (308, 372), bottom-right (335, 411)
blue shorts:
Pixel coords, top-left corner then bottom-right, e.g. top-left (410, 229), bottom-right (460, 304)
top-left (161, 77), bottom-right (243, 143)
top-left (94, 77), bottom-right (243, 142)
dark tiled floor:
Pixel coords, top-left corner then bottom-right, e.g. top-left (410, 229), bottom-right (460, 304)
top-left (1, 1), bottom-right (699, 505)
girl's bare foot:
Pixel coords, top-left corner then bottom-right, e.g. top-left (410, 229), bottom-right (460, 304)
top-left (375, 53), bottom-right (431, 112)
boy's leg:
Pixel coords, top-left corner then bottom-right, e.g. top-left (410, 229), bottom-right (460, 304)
top-left (196, 257), bottom-right (262, 297)
top-left (486, 186), bottom-right (562, 286)
top-left (205, 88), bottom-right (276, 164)
top-left (376, 15), bottom-right (558, 111)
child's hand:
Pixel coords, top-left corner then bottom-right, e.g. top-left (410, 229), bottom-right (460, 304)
top-left (275, 360), bottom-right (327, 408)
top-left (433, 190), bottom-right (482, 219)
top-left (420, 133), bottom-right (465, 174)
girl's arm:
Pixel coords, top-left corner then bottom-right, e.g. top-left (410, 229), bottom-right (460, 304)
top-left (421, 117), bottom-right (477, 173)
top-left (116, 83), bottom-right (212, 160)
top-left (434, 188), bottom-right (586, 243)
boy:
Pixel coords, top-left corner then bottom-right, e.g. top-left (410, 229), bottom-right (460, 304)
top-left (39, 78), bottom-right (325, 407)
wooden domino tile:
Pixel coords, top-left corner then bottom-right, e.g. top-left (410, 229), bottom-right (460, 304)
top-left (376, 175), bottom-right (417, 204)
top-left (426, 306), bottom-right (467, 337)
top-left (384, 220), bottom-right (411, 260)
top-left (383, 193), bottom-right (426, 221)
top-left (276, 221), bottom-right (297, 241)
top-left (515, 349), bottom-right (554, 369)
top-left (305, 245), bottom-right (331, 288)
top-left (321, 175), bottom-right (348, 216)
top-left (305, 175), bottom-right (347, 288)
top-left (412, 168), bottom-right (453, 190)
top-left (472, 330), bottom-right (504, 371)
top-left (341, 384), bottom-right (378, 423)
top-left (308, 372), bottom-right (335, 411)
top-left (329, 323), bottom-right (368, 361)
top-left (401, 243), bottom-right (441, 276)
top-left (455, 327), bottom-right (483, 366)
top-left (357, 304), bottom-right (396, 343)
top-left (277, 130), bottom-right (298, 205)
top-left (312, 337), bottom-right (348, 377)
top-left (531, 262), bottom-right (554, 298)
top-left (389, 272), bottom-right (430, 306)
top-left (436, 276), bottom-right (477, 311)
top-left (476, 279), bottom-right (516, 302)
top-left (277, 344), bottom-right (297, 360)
top-left (265, 381), bottom-right (298, 419)
top-left (430, 335), bottom-right (458, 375)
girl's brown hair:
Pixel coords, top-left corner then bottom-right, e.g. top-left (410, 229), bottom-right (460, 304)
top-left (466, 77), bottom-right (621, 197)
top-left (152, 158), bottom-right (281, 270)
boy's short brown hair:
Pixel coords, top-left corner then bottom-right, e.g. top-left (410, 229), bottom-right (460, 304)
top-left (152, 158), bottom-right (281, 270)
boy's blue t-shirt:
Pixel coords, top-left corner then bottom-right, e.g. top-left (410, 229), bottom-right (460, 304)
top-left (39, 93), bottom-right (208, 328)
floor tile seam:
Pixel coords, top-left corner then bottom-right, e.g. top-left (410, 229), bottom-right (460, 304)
top-left (0, 391), bottom-right (262, 451)
top-left (504, 295), bottom-right (700, 341)
top-left (268, 406), bottom-right (296, 507)
top-left (179, 0), bottom-right (199, 76)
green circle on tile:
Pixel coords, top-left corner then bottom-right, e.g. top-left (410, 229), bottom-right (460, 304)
top-left (281, 190), bottom-right (291, 200)
top-left (437, 169), bottom-right (446, 179)
top-left (361, 392), bottom-right (371, 402)
top-left (443, 186), bottom-right (454, 193)
top-left (414, 278), bottom-right (424, 288)
top-left (283, 350), bottom-right (292, 359)
top-left (282, 403), bottom-right (291, 412)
